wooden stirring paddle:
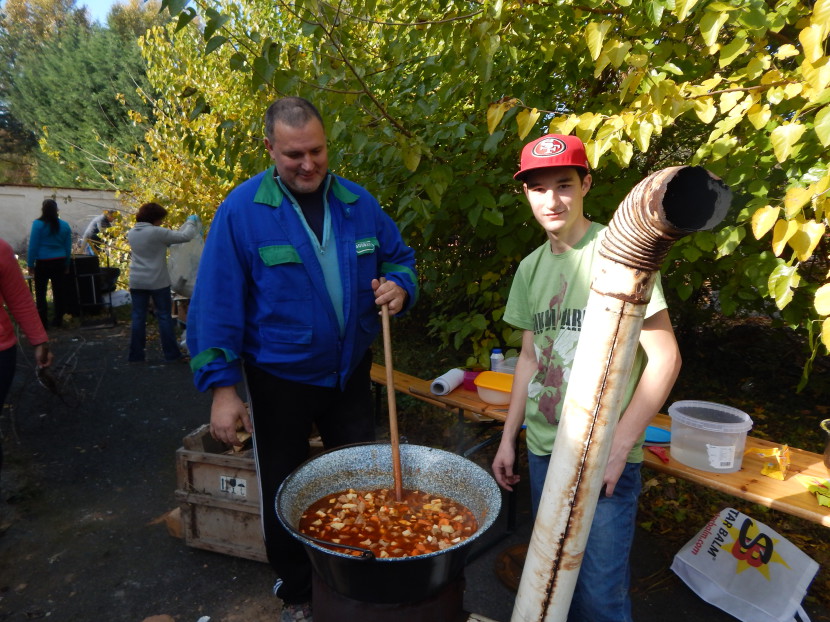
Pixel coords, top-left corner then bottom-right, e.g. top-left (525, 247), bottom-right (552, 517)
top-left (379, 279), bottom-right (404, 502)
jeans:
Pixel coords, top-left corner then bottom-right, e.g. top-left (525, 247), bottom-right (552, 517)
top-left (528, 451), bottom-right (641, 622)
top-left (34, 258), bottom-right (68, 327)
top-left (128, 286), bottom-right (182, 362)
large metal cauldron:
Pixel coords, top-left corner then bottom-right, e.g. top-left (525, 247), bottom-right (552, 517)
top-left (276, 443), bottom-right (501, 604)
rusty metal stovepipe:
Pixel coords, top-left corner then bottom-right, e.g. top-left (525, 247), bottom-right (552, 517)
top-left (512, 166), bottom-right (731, 622)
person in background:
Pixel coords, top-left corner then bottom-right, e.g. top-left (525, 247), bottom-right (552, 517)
top-left (1, 237), bottom-right (53, 476)
top-left (27, 199), bottom-right (72, 329)
top-left (491, 134), bottom-right (681, 622)
top-left (81, 210), bottom-right (117, 256)
top-left (126, 202), bottom-right (199, 363)
top-left (187, 96), bottom-right (417, 622)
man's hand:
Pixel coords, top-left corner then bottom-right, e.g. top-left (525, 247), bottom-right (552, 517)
top-left (492, 441), bottom-right (521, 491)
top-left (372, 278), bottom-right (407, 315)
top-left (209, 386), bottom-right (251, 447)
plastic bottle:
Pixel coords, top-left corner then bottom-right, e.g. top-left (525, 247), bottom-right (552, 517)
top-left (490, 348), bottom-right (505, 373)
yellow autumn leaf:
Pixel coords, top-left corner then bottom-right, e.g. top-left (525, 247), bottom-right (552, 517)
top-left (549, 114), bottom-right (579, 135)
top-left (815, 106), bottom-right (830, 146)
top-left (770, 123), bottom-right (806, 162)
top-left (675, 0), bottom-right (700, 22)
top-left (576, 112), bottom-right (603, 132)
top-left (516, 108), bottom-right (541, 140)
top-left (774, 44), bottom-right (799, 59)
top-left (693, 98), bottom-right (716, 123)
top-left (815, 283), bottom-right (830, 316)
top-left (815, 174), bottom-right (830, 196)
top-left (799, 24), bottom-right (825, 64)
top-left (585, 21), bottom-right (612, 62)
top-left (822, 317), bottom-right (830, 350)
top-left (771, 218), bottom-right (799, 256)
top-left (801, 57), bottom-right (830, 94)
top-left (784, 184), bottom-right (814, 218)
top-left (788, 220), bottom-right (826, 262)
top-left (584, 141), bottom-right (604, 169)
top-left (699, 10), bottom-right (730, 47)
top-left (631, 119), bottom-right (654, 151)
top-left (747, 103), bottom-right (771, 130)
top-left (605, 40), bottom-right (632, 68)
top-left (486, 102), bottom-right (506, 135)
top-left (611, 139), bottom-right (634, 166)
top-left (784, 83), bottom-right (804, 99)
top-left (719, 90), bottom-right (743, 113)
top-left (751, 205), bottom-right (780, 239)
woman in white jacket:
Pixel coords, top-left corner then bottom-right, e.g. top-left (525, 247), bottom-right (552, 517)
top-left (126, 202), bottom-right (199, 363)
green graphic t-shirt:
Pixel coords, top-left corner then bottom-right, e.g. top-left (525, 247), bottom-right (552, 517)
top-left (504, 222), bottom-right (667, 461)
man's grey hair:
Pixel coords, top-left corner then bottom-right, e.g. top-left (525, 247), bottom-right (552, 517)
top-left (264, 97), bottom-right (324, 140)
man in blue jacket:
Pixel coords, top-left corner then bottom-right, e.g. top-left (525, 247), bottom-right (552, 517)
top-left (187, 97), bottom-right (417, 622)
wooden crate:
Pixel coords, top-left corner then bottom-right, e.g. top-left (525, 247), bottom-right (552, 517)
top-left (175, 424), bottom-right (267, 563)
top-left (175, 423), bottom-right (325, 563)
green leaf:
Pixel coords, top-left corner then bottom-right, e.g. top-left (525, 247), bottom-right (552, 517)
top-left (700, 11), bottom-right (730, 47)
top-left (719, 37), bottom-right (749, 68)
top-left (482, 209), bottom-right (505, 226)
top-left (585, 21), bottom-right (612, 61)
top-left (646, 0), bottom-right (665, 25)
top-left (715, 225), bottom-right (745, 257)
top-left (770, 123), bottom-right (806, 162)
top-left (768, 264), bottom-right (801, 309)
top-left (229, 52), bottom-right (247, 71)
top-left (400, 144), bottom-right (421, 172)
top-left (205, 36), bottom-right (227, 56)
top-left (166, 0), bottom-right (188, 16)
top-left (189, 96), bottom-right (208, 121)
top-left (204, 14), bottom-right (231, 41)
top-left (675, 0), bottom-right (700, 22)
top-left (174, 7), bottom-right (197, 32)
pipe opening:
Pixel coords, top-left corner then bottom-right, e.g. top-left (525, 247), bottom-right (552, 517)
top-left (600, 166), bottom-right (731, 271)
top-left (663, 166), bottom-right (731, 232)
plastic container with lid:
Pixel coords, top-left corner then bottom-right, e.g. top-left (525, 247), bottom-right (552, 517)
top-left (474, 371), bottom-right (513, 405)
top-left (668, 400), bottom-right (753, 473)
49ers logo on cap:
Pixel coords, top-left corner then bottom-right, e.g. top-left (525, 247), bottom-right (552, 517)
top-left (532, 137), bottom-right (568, 158)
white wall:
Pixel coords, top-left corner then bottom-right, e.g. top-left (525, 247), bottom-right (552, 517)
top-left (0, 184), bottom-right (128, 255)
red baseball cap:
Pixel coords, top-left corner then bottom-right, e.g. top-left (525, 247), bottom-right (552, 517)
top-left (514, 134), bottom-right (590, 181)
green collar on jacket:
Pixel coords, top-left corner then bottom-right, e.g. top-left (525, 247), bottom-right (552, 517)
top-left (253, 166), bottom-right (359, 207)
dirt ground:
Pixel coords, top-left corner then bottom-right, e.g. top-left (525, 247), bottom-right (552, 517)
top-left (0, 317), bottom-right (828, 622)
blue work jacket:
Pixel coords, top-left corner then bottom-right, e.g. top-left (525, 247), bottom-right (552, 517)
top-left (188, 168), bottom-right (417, 392)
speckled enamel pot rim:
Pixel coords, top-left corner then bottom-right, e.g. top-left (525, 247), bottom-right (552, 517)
top-left (276, 442), bottom-right (502, 561)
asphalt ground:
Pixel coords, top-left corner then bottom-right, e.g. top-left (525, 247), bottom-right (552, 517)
top-left (0, 323), bottom-right (826, 621)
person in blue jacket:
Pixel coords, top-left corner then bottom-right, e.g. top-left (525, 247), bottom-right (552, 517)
top-left (187, 97), bottom-right (417, 622)
top-left (27, 199), bottom-right (72, 328)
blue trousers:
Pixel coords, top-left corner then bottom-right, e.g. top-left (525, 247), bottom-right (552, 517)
top-left (128, 286), bottom-right (182, 362)
top-left (528, 452), bottom-right (642, 622)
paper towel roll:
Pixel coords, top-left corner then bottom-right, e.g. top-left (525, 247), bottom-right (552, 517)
top-left (430, 368), bottom-right (465, 396)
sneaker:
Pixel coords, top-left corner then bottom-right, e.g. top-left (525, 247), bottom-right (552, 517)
top-left (280, 601), bottom-right (312, 622)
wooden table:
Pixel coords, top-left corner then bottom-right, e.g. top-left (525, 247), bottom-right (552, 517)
top-left (371, 364), bottom-right (830, 528)
top-left (646, 413), bottom-right (830, 528)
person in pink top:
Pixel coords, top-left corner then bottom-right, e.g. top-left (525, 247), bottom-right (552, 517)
top-left (1, 237), bottom-right (53, 475)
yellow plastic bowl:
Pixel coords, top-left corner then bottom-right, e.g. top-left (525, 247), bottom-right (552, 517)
top-left (474, 371), bottom-right (513, 405)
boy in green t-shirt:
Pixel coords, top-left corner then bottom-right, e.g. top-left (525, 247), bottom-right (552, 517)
top-left (492, 134), bottom-right (681, 622)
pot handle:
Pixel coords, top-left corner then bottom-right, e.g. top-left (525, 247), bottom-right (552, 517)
top-left (302, 534), bottom-right (375, 560)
